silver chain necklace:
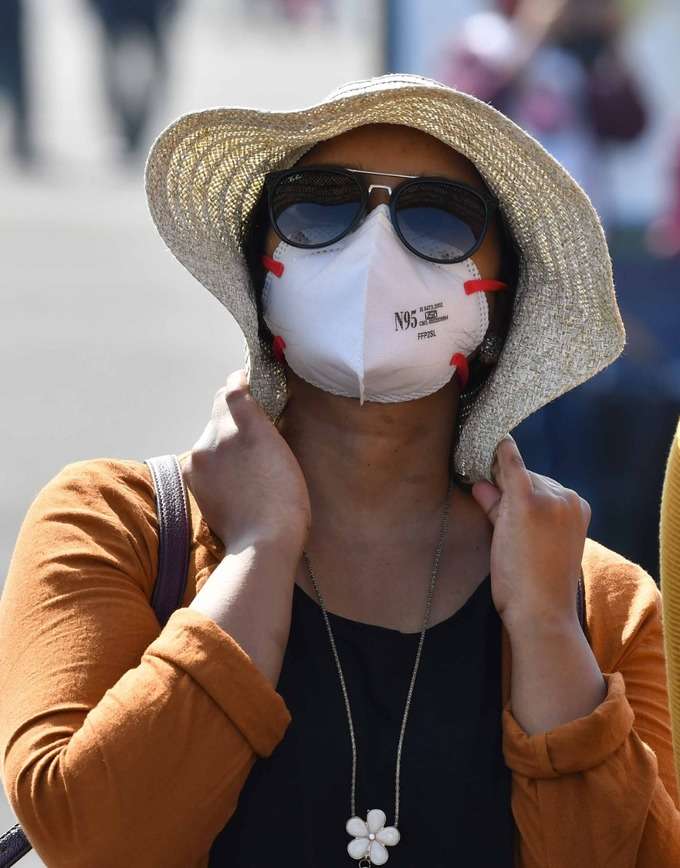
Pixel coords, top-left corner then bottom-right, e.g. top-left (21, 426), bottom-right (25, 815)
top-left (301, 476), bottom-right (454, 866)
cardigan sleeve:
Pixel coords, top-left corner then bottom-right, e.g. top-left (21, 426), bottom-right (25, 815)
top-left (0, 458), bottom-right (292, 868)
top-left (501, 563), bottom-right (680, 868)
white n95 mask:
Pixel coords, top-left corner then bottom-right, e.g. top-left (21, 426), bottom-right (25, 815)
top-left (261, 203), bottom-right (507, 404)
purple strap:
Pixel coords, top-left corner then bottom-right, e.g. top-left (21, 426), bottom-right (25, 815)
top-left (144, 454), bottom-right (191, 628)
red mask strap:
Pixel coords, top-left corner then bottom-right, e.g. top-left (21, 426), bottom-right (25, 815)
top-left (464, 279), bottom-right (508, 295)
top-left (450, 352), bottom-right (469, 390)
top-left (272, 335), bottom-right (287, 363)
top-left (262, 255), bottom-right (285, 278)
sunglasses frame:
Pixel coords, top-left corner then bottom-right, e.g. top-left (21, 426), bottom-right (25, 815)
top-left (264, 164), bottom-right (499, 264)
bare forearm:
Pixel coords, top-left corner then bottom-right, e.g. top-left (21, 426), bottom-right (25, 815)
top-left (507, 614), bottom-right (607, 736)
top-left (189, 540), bottom-right (299, 688)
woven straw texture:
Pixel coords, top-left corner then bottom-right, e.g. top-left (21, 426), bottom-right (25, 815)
top-left (661, 416), bottom-right (680, 798)
top-left (144, 73), bottom-right (626, 483)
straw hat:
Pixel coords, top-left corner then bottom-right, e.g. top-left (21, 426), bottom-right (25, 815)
top-left (144, 72), bottom-right (625, 484)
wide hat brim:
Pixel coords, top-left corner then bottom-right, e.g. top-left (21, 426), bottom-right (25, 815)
top-left (144, 73), bottom-right (625, 483)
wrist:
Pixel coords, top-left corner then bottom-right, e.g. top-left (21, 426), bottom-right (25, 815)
top-left (225, 527), bottom-right (305, 563)
top-left (503, 607), bottom-right (581, 644)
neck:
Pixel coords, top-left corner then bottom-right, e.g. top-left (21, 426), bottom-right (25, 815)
top-left (276, 372), bottom-right (461, 545)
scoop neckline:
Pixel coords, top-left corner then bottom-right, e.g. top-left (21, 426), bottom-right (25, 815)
top-left (293, 573), bottom-right (491, 638)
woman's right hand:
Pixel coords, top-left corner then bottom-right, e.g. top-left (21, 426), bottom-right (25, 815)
top-left (182, 369), bottom-right (311, 555)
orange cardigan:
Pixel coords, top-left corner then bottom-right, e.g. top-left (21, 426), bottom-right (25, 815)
top-left (1, 453), bottom-right (679, 867)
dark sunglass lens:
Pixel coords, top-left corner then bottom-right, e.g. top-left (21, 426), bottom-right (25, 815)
top-left (395, 182), bottom-right (487, 261)
top-left (270, 170), bottom-right (362, 246)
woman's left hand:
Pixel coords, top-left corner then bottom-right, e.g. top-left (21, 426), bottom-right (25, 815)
top-left (470, 434), bottom-right (591, 633)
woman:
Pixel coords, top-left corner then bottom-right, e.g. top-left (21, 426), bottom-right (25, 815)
top-left (0, 74), bottom-right (678, 867)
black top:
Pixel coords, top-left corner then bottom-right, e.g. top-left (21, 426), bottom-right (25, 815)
top-left (209, 573), bottom-right (515, 866)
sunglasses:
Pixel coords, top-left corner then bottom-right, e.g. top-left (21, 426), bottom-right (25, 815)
top-left (263, 165), bottom-right (499, 264)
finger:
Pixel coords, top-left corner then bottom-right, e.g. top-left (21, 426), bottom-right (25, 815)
top-left (492, 435), bottom-right (533, 498)
top-left (526, 473), bottom-right (592, 530)
top-left (212, 369), bottom-right (253, 423)
top-left (527, 471), bottom-right (563, 497)
top-left (529, 473), bottom-right (586, 507)
top-left (581, 497), bottom-right (592, 529)
top-left (225, 368), bottom-right (249, 395)
top-left (471, 479), bottom-right (502, 526)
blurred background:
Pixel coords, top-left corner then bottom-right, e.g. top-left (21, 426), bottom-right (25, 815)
top-left (0, 0), bottom-right (678, 859)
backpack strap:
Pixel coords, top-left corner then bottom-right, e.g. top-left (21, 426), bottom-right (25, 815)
top-left (0, 823), bottom-right (30, 867)
top-left (144, 454), bottom-right (191, 628)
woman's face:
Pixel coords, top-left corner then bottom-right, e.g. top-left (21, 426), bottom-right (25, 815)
top-left (262, 122), bottom-right (505, 324)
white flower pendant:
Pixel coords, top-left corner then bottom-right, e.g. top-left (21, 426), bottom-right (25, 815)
top-left (346, 808), bottom-right (400, 864)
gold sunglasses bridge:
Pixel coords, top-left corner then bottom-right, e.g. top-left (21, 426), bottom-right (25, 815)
top-left (345, 166), bottom-right (419, 200)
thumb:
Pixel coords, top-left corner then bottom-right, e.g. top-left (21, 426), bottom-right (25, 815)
top-left (225, 368), bottom-right (249, 395)
top-left (214, 368), bottom-right (255, 427)
top-left (471, 479), bottom-right (502, 526)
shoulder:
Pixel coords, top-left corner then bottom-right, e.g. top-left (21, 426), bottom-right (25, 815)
top-left (36, 454), bottom-right (159, 528)
top-left (26, 450), bottom-right (223, 577)
top-left (582, 536), bottom-right (662, 668)
top-left (36, 451), bottom-right (198, 520)
top-left (24, 456), bottom-right (162, 580)
top-left (1, 456), bottom-right (169, 624)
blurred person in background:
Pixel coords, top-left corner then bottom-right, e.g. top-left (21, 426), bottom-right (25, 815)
top-left (274, 0), bottom-right (336, 26)
top-left (87, 0), bottom-right (179, 161)
top-left (646, 127), bottom-right (680, 258)
top-left (0, 0), bottom-right (35, 167)
top-left (438, 0), bottom-right (648, 226)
